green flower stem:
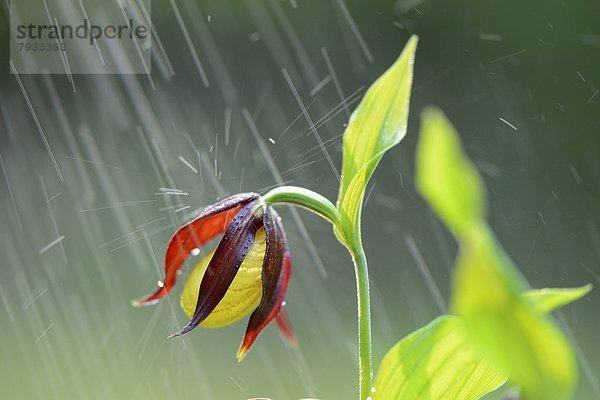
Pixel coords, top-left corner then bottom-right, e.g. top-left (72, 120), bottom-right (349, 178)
top-left (263, 186), bottom-right (341, 227)
top-left (264, 185), bottom-right (373, 400)
top-left (349, 241), bottom-right (373, 400)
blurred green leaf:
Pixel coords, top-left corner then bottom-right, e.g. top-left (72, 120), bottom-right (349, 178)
top-left (336, 36), bottom-right (417, 247)
top-left (372, 285), bottom-right (588, 400)
top-left (373, 316), bottom-right (505, 400)
top-left (523, 285), bottom-right (592, 314)
top-left (416, 108), bottom-right (582, 400)
top-left (452, 230), bottom-right (577, 400)
top-left (415, 108), bottom-right (485, 237)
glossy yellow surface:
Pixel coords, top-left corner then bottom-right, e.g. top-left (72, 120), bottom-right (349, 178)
top-left (180, 228), bottom-right (265, 328)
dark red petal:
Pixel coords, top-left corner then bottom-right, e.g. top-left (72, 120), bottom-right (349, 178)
top-left (238, 208), bottom-right (291, 361)
top-left (169, 200), bottom-right (264, 338)
top-left (133, 193), bottom-right (258, 307)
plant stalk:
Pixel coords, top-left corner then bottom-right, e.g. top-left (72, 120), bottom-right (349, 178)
top-left (263, 186), bottom-right (341, 226)
top-left (350, 242), bottom-right (373, 400)
top-left (264, 185), bottom-right (373, 400)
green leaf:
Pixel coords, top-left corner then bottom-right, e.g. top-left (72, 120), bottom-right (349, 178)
top-left (415, 108), bottom-right (485, 237)
top-left (372, 287), bottom-right (588, 400)
top-left (452, 229), bottom-right (577, 400)
top-left (523, 285), bottom-right (592, 314)
top-left (336, 36), bottom-right (417, 247)
top-left (416, 108), bottom-right (583, 400)
top-left (373, 316), bottom-right (506, 400)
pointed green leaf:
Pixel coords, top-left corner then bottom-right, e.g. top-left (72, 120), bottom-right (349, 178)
top-left (452, 228), bottom-right (577, 400)
top-left (523, 285), bottom-right (592, 314)
top-left (415, 108), bottom-right (485, 237)
top-left (336, 36), bottom-right (417, 247)
top-left (373, 316), bottom-right (506, 400)
top-left (416, 108), bottom-right (582, 400)
top-left (372, 287), bottom-right (588, 400)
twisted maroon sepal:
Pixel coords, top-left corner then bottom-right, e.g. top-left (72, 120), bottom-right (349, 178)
top-left (237, 208), bottom-right (296, 361)
top-left (133, 193), bottom-right (258, 307)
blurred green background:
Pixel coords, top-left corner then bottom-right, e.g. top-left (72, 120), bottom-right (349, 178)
top-left (0, 0), bottom-right (599, 399)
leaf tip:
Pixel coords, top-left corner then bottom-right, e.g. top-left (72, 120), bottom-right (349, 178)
top-left (581, 283), bottom-right (593, 294)
top-left (416, 107), bottom-right (486, 236)
top-left (403, 34), bottom-right (419, 60)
